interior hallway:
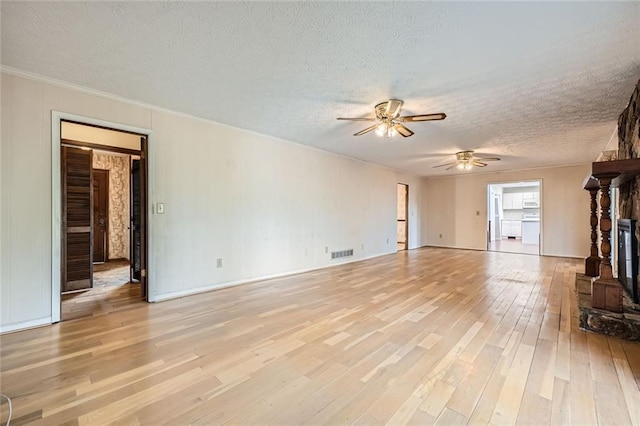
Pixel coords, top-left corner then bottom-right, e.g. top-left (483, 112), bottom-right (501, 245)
top-left (2, 247), bottom-right (639, 424)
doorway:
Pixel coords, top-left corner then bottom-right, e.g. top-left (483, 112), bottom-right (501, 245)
top-left (397, 183), bottom-right (409, 251)
top-left (487, 180), bottom-right (541, 255)
top-left (58, 120), bottom-right (149, 321)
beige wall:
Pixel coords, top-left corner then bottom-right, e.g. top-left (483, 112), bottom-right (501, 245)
top-left (93, 151), bottom-right (130, 260)
top-left (422, 164), bottom-right (591, 257)
top-left (0, 72), bottom-right (428, 332)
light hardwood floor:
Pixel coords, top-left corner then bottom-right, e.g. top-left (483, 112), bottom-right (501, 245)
top-left (2, 247), bottom-right (640, 425)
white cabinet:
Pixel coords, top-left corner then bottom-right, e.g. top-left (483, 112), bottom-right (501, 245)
top-left (503, 192), bottom-right (539, 209)
top-left (503, 193), bottom-right (523, 209)
top-left (501, 220), bottom-right (522, 238)
top-left (502, 194), bottom-right (512, 209)
top-left (503, 193), bottom-right (514, 209)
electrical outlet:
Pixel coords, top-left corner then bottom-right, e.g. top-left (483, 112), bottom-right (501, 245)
top-left (157, 203), bottom-right (165, 214)
top-left (216, 258), bottom-right (223, 268)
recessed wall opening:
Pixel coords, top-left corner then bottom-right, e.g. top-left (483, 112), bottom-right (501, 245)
top-left (58, 120), bottom-right (149, 321)
top-left (487, 180), bottom-right (541, 256)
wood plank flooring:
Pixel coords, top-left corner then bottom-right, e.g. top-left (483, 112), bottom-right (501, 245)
top-left (61, 282), bottom-right (143, 321)
top-left (2, 247), bottom-right (640, 425)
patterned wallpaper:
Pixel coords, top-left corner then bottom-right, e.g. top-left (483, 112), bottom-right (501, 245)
top-left (93, 152), bottom-right (130, 260)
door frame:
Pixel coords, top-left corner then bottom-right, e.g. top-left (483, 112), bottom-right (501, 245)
top-left (397, 183), bottom-right (409, 251)
top-left (486, 179), bottom-right (543, 255)
top-left (51, 111), bottom-right (153, 323)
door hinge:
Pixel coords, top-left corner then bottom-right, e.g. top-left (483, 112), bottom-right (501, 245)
top-left (141, 269), bottom-right (147, 278)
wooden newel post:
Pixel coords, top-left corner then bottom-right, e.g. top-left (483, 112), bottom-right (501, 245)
top-left (598, 177), bottom-right (613, 279)
top-left (592, 175), bottom-right (622, 311)
top-left (584, 184), bottom-right (601, 277)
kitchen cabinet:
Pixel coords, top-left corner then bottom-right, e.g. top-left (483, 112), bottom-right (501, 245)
top-left (503, 193), bottom-right (523, 209)
top-left (503, 193), bottom-right (512, 209)
top-left (501, 220), bottom-right (522, 238)
top-left (503, 192), bottom-right (539, 209)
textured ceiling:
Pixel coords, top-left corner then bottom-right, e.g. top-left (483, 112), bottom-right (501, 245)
top-left (2, 2), bottom-right (639, 177)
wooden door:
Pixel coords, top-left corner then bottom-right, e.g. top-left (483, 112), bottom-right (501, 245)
top-left (92, 169), bottom-right (109, 263)
top-left (131, 136), bottom-right (148, 299)
top-left (62, 146), bottom-right (93, 292)
top-left (131, 159), bottom-right (141, 282)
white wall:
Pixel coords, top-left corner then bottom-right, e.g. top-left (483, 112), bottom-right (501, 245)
top-left (0, 72), bottom-right (427, 332)
top-left (423, 165), bottom-right (591, 257)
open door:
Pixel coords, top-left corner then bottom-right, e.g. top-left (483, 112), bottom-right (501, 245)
top-left (62, 146), bottom-right (93, 292)
top-left (131, 136), bottom-right (148, 299)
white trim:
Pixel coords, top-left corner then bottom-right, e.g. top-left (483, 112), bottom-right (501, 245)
top-left (51, 111), bottom-right (153, 323)
top-left (0, 317), bottom-right (51, 334)
top-left (51, 115), bottom-right (62, 322)
top-left (149, 252), bottom-right (389, 303)
top-left (424, 244), bottom-right (486, 252)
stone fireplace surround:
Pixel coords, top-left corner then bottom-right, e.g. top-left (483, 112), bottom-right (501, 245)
top-left (578, 79), bottom-right (640, 339)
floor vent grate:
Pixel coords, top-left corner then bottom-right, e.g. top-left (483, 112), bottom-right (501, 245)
top-left (331, 249), bottom-right (354, 260)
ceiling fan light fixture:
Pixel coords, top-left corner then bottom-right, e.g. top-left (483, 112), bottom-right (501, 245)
top-left (375, 122), bottom-right (388, 136)
top-left (432, 150), bottom-right (501, 172)
top-left (337, 99), bottom-right (446, 138)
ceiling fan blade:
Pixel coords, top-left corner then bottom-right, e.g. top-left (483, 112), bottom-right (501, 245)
top-left (399, 113), bottom-right (447, 122)
top-left (353, 123), bottom-right (380, 136)
top-left (475, 157), bottom-right (501, 162)
top-left (394, 123), bottom-right (414, 138)
top-left (385, 99), bottom-right (403, 118)
top-left (473, 161), bottom-right (488, 167)
top-left (433, 162), bottom-right (457, 168)
top-left (446, 164), bottom-right (458, 170)
top-left (336, 117), bottom-right (377, 121)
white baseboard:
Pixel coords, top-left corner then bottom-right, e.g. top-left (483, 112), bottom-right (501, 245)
top-left (149, 252), bottom-right (392, 303)
top-left (424, 244), bottom-right (486, 251)
top-left (0, 317), bottom-right (52, 334)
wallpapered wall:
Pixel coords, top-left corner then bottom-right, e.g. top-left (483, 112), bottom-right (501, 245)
top-left (93, 152), bottom-right (130, 260)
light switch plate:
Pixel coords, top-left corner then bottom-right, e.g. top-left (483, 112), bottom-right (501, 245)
top-left (157, 203), bottom-right (165, 214)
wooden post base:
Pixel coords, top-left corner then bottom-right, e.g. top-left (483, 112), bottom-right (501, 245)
top-left (592, 278), bottom-right (623, 312)
top-left (585, 256), bottom-right (601, 277)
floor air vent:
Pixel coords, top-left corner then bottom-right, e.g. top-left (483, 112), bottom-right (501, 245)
top-left (331, 249), bottom-right (354, 260)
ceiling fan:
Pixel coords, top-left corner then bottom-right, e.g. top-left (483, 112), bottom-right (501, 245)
top-left (337, 99), bottom-right (446, 138)
top-left (433, 150), bottom-right (501, 171)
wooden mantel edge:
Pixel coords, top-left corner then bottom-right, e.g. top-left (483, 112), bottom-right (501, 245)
top-left (583, 175), bottom-right (600, 190)
top-left (591, 158), bottom-right (640, 188)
